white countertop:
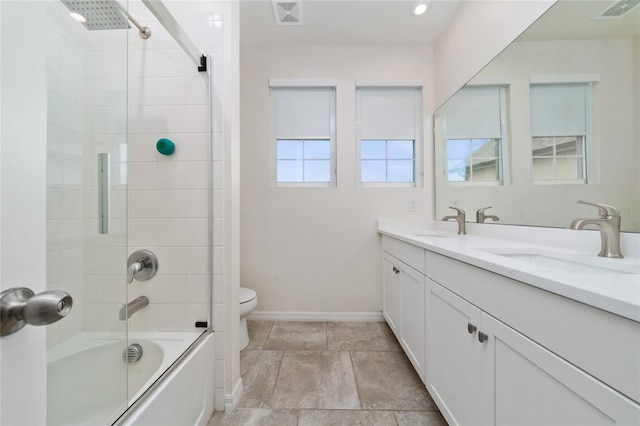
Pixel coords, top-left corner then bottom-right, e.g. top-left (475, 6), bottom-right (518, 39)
top-left (378, 219), bottom-right (640, 323)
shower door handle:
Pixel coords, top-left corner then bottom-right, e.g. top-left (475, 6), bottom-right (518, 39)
top-left (0, 287), bottom-right (73, 336)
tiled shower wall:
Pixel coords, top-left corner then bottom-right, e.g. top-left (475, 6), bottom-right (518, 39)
top-left (122, 0), bottom-right (225, 333)
top-left (47, 0), bottom-right (226, 344)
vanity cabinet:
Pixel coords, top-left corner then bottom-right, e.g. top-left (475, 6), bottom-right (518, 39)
top-left (382, 238), bottom-right (426, 381)
top-left (380, 234), bottom-right (640, 425)
top-left (428, 280), bottom-right (640, 426)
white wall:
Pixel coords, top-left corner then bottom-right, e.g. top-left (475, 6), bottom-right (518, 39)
top-left (434, 38), bottom-right (640, 231)
top-left (240, 45), bottom-right (434, 315)
top-left (434, 0), bottom-right (556, 108)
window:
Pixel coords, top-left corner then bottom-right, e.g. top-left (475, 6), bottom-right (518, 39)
top-left (356, 87), bottom-right (422, 185)
top-left (442, 86), bottom-right (508, 184)
top-left (530, 83), bottom-right (591, 183)
top-left (271, 83), bottom-right (336, 186)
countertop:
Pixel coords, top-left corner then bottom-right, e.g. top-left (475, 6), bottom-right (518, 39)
top-left (378, 220), bottom-right (640, 323)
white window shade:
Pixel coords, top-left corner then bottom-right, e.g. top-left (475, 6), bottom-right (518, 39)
top-left (444, 86), bottom-right (502, 139)
top-left (530, 84), bottom-right (587, 137)
top-left (358, 88), bottom-right (420, 140)
top-left (271, 87), bottom-right (334, 139)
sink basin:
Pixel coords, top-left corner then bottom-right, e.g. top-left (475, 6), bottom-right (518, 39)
top-left (413, 232), bottom-right (459, 238)
top-left (478, 247), bottom-right (640, 275)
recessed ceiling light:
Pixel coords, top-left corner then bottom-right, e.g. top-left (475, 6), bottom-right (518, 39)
top-left (412, 1), bottom-right (430, 16)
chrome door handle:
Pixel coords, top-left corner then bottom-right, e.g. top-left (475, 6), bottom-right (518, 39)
top-left (0, 287), bottom-right (73, 336)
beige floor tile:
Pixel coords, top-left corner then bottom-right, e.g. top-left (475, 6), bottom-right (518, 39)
top-left (351, 351), bottom-right (437, 410)
top-left (263, 321), bottom-right (327, 351)
top-left (246, 320), bottom-right (273, 350)
top-left (271, 350), bottom-right (360, 409)
top-left (238, 350), bottom-right (283, 408)
top-left (394, 410), bottom-right (448, 426)
top-left (298, 409), bottom-right (397, 426)
top-left (327, 322), bottom-right (393, 351)
top-left (207, 408), bottom-right (298, 426)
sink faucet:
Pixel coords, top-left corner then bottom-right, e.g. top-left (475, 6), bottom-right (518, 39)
top-left (568, 200), bottom-right (623, 258)
top-left (119, 296), bottom-right (149, 320)
top-left (476, 206), bottom-right (500, 223)
top-left (442, 207), bottom-right (466, 235)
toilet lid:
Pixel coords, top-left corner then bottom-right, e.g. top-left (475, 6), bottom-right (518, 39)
top-left (240, 287), bottom-right (256, 304)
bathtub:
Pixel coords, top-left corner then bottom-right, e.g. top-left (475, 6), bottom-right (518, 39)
top-left (47, 331), bottom-right (213, 426)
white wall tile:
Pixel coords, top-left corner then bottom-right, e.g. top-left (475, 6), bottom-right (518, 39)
top-left (158, 218), bottom-right (186, 246)
top-left (186, 190), bottom-right (209, 218)
top-left (186, 161), bottom-right (209, 189)
top-left (128, 162), bottom-right (158, 190)
top-left (157, 161), bottom-right (186, 190)
top-left (185, 303), bottom-right (209, 330)
top-left (186, 218), bottom-right (209, 246)
top-left (186, 274), bottom-right (209, 303)
top-left (157, 105), bottom-right (187, 133)
top-left (157, 190), bottom-right (186, 217)
top-left (156, 247), bottom-right (186, 275)
top-left (157, 304), bottom-right (187, 331)
top-left (129, 218), bottom-right (159, 247)
top-left (157, 77), bottom-right (187, 105)
top-left (186, 247), bottom-right (209, 275)
top-left (158, 274), bottom-right (187, 303)
top-left (186, 105), bottom-right (210, 133)
top-left (185, 133), bottom-right (210, 161)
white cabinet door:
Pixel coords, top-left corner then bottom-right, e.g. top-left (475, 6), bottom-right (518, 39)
top-left (483, 313), bottom-right (640, 426)
top-left (382, 254), bottom-right (401, 336)
top-left (427, 279), bottom-right (487, 426)
top-left (399, 265), bottom-right (426, 381)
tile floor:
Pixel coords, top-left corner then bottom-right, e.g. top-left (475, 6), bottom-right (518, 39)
top-left (208, 321), bottom-right (447, 425)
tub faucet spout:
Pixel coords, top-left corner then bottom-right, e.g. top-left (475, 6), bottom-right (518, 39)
top-left (119, 296), bottom-right (149, 320)
top-left (568, 200), bottom-right (623, 258)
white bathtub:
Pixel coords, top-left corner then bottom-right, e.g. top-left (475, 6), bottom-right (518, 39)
top-left (47, 331), bottom-right (211, 426)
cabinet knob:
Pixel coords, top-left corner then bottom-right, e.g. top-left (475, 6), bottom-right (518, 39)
top-left (478, 331), bottom-right (489, 343)
top-left (467, 323), bottom-right (477, 334)
top-left (392, 266), bottom-right (400, 274)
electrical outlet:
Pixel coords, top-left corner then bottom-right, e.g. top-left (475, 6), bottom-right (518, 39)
top-left (409, 199), bottom-right (417, 212)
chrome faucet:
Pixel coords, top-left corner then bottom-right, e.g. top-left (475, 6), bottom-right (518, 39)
top-left (119, 296), bottom-right (149, 320)
top-left (442, 207), bottom-right (466, 235)
top-left (127, 250), bottom-right (159, 284)
top-left (568, 200), bottom-right (623, 258)
top-left (476, 206), bottom-right (500, 223)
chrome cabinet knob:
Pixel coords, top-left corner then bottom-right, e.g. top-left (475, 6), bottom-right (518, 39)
top-left (467, 323), bottom-right (477, 334)
top-left (478, 331), bottom-right (489, 343)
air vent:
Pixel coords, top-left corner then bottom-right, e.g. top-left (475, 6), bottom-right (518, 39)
top-left (272, 1), bottom-right (303, 25)
top-left (595, 0), bottom-right (640, 19)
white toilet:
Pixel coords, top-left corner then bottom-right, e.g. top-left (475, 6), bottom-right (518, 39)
top-left (239, 287), bottom-right (258, 350)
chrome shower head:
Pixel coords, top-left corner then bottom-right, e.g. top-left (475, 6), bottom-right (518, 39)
top-left (60, 0), bottom-right (130, 31)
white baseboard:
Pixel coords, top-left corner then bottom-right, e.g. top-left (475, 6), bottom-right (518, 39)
top-left (248, 311), bottom-right (384, 322)
top-left (224, 378), bottom-right (243, 414)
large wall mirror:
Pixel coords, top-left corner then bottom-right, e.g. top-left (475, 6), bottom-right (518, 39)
top-left (434, 0), bottom-right (639, 232)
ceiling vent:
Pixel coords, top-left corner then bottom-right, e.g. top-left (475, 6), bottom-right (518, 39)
top-left (272, 1), bottom-right (303, 25)
top-left (594, 0), bottom-right (640, 19)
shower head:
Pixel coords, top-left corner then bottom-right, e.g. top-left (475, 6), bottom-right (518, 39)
top-left (60, 0), bottom-right (130, 30)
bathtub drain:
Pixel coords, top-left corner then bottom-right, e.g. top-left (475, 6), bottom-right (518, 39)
top-left (122, 343), bottom-right (143, 363)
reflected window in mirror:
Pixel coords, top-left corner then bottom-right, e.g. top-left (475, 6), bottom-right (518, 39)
top-left (530, 83), bottom-right (592, 184)
top-left (356, 86), bottom-right (422, 186)
top-left (441, 86), bottom-right (508, 185)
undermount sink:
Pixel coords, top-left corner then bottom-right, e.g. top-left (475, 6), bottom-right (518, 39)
top-left (478, 247), bottom-right (640, 275)
top-left (413, 232), bottom-right (459, 238)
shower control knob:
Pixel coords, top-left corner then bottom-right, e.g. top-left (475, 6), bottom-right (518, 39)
top-left (0, 287), bottom-right (73, 336)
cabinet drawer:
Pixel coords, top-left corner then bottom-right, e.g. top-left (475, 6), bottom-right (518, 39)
top-left (382, 236), bottom-right (426, 274)
top-left (425, 249), bottom-right (640, 404)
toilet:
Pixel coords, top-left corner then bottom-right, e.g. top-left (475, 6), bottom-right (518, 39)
top-left (239, 287), bottom-right (258, 350)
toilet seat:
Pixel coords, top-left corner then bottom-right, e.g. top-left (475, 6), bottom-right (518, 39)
top-left (240, 287), bottom-right (256, 304)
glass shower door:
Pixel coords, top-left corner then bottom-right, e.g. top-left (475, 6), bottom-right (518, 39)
top-left (46, 0), bottom-right (129, 424)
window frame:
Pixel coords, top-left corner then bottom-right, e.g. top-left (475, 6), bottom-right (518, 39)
top-left (355, 86), bottom-right (423, 187)
top-left (270, 80), bottom-right (337, 187)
